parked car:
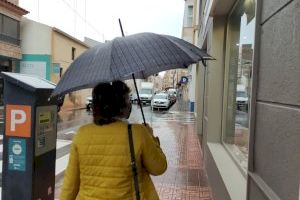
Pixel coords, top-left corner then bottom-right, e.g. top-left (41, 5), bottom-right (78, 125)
top-left (166, 88), bottom-right (176, 103)
top-left (86, 96), bottom-right (93, 110)
top-left (151, 93), bottom-right (171, 110)
top-left (139, 82), bottom-right (154, 104)
top-left (130, 93), bottom-right (138, 103)
top-left (236, 90), bottom-right (248, 111)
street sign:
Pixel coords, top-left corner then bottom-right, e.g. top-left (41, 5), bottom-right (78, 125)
top-left (180, 76), bottom-right (188, 84)
top-left (6, 104), bottom-right (31, 137)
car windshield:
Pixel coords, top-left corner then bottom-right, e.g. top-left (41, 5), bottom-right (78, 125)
top-left (140, 89), bottom-right (152, 94)
top-left (236, 91), bottom-right (247, 98)
top-left (154, 94), bottom-right (168, 99)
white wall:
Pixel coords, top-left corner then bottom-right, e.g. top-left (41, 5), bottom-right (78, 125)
top-left (20, 18), bottom-right (52, 55)
top-left (188, 64), bottom-right (197, 104)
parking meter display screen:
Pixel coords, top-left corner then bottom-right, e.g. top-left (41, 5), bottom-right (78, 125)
top-left (35, 106), bottom-right (57, 156)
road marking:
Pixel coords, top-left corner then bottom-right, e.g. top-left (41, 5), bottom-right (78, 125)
top-left (57, 139), bottom-right (72, 149)
top-left (55, 154), bottom-right (70, 176)
top-left (64, 130), bottom-right (75, 135)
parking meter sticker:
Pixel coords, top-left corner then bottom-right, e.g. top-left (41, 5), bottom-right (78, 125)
top-left (6, 104), bottom-right (31, 137)
top-left (37, 136), bottom-right (46, 148)
top-left (39, 112), bottom-right (51, 124)
top-left (8, 138), bottom-right (26, 171)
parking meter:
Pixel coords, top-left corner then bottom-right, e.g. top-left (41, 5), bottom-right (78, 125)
top-left (1, 72), bottom-right (58, 200)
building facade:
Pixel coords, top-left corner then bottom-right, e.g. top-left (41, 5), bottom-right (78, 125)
top-left (147, 75), bottom-right (163, 92)
top-left (19, 18), bottom-right (90, 110)
top-left (0, 0), bottom-right (28, 105)
top-left (191, 0), bottom-right (300, 199)
top-left (182, 0), bottom-right (197, 111)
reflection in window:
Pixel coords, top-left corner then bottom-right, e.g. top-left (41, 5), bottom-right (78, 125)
top-left (224, 0), bottom-right (256, 171)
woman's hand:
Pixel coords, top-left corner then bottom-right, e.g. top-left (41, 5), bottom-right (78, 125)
top-left (144, 123), bottom-right (154, 135)
top-left (144, 123), bottom-right (161, 145)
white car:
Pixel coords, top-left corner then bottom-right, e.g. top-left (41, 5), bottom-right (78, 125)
top-left (151, 93), bottom-right (171, 110)
top-left (130, 93), bottom-right (138, 103)
top-left (236, 91), bottom-right (248, 111)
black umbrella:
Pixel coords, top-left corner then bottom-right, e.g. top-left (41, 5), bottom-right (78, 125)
top-left (51, 21), bottom-right (214, 124)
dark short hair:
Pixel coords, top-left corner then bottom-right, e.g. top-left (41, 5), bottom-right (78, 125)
top-left (92, 81), bottom-right (130, 125)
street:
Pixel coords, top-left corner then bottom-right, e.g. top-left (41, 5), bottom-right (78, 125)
top-left (53, 101), bottom-right (212, 199)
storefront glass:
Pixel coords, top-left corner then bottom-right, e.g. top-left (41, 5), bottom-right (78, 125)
top-left (223, 0), bottom-right (256, 171)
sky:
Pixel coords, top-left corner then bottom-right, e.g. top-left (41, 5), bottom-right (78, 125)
top-left (19, 0), bottom-right (185, 42)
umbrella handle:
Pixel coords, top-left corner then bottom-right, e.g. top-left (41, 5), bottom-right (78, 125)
top-left (132, 74), bottom-right (146, 125)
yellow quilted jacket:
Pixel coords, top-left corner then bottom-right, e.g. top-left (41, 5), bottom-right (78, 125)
top-left (60, 120), bottom-right (167, 200)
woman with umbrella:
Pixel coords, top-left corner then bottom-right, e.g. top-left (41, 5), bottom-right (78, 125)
top-left (53, 29), bottom-right (213, 199)
top-left (60, 80), bottom-right (167, 200)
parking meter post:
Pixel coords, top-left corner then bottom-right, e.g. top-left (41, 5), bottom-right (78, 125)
top-left (1, 72), bottom-right (58, 200)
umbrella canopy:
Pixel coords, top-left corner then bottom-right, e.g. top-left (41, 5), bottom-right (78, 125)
top-left (51, 32), bottom-right (213, 97)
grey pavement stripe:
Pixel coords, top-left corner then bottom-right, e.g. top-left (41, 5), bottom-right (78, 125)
top-left (56, 144), bottom-right (71, 160)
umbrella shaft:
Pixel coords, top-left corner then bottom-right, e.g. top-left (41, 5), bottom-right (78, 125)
top-left (118, 19), bottom-right (125, 37)
top-left (132, 74), bottom-right (146, 125)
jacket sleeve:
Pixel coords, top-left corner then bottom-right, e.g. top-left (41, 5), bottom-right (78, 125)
top-left (60, 141), bottom-right (80, 200)
top-left (140, 125), bottom-right (167, 176)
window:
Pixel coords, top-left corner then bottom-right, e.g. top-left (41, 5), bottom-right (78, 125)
top-left (223, 0), bottom-right (256, 171)
top-left (3, 15), bottom-right (19, 38)
top-left (186, 5), bottom-right (193, 27)
top-left (72, 47), bottom-right (76, 60)
top-left (0, 14), bottom-right (20, 45)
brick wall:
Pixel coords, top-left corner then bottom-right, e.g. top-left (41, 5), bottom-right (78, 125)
top-left (0, 41), bottom-right (21, 59)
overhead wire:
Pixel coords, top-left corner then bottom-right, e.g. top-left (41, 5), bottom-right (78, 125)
top-left (60, 0), bottom-right (105, 41)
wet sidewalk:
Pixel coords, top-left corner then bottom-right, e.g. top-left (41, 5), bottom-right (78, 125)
top-left (150, 101), bottom-right (212, 199)
top-left (55, 100), bottom-right (213, 199)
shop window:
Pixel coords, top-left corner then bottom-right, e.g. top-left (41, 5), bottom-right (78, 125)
top-left (223, 0), bottom-right (256, 171)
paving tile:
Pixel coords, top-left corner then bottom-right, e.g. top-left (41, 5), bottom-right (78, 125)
top-left (149, 109), bottom-right (213, 200)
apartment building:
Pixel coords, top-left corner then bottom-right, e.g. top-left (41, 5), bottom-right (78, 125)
top-left (0, 0), bottom-right (28, 105)
top-left (181, 0), bottom-right (197, 111)
top-left (19, 18), bottom-right (90, 110)
top-left (185, 0), bottom-right (300, 199)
